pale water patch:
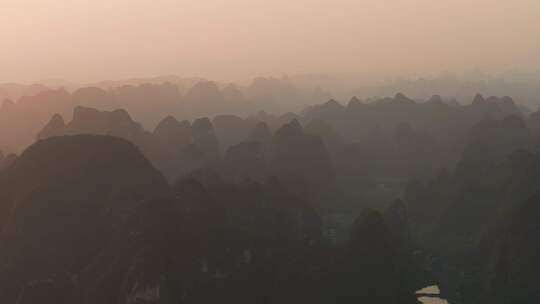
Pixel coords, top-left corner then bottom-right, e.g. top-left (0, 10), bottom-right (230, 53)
top-left (416, 285), bottom-right (441, 295)
top-left (417, 296), bottom-right (449, 304)
top-left (416, 285), bottom-right (449, 304)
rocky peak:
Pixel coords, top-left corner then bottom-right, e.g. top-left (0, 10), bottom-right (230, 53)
top-left (304, 98), bottom-right (345, 120)
top-left (70, 106), bottom-right (141, 134)
top-left (271, 119), bottom-right (334, 197)
top-left (190, 117), bottom-right (220, 161)
top-left (0, 135), bottom-right (168, 303)
top-left (349, 96), bottom-right (362, 105)
top-left (186, 81), bottom-right (222, 99)
top-left (325, 99), bottom-right (343, 108)
top-left (37, 113), bottom-right (66, 140)
top-left (72, 87), bottom-right (114, 109)
top-left (72, 106), bottom-right (102, 123)
top-left (473, 93), bottom-right (486, 104)
top-left (394, 92), bottom-right (414, 103)
top-left (247, 121), bottom-right (272, 152)
top-left (110, 108), bottom-right (132, 123)
top-left (154, 115), bottom-right (180, 133)
top-left (428, 94), bottom-right (443, 104)
top-left (185, 81), bottom-right (225, 117)
top-left (153, 115), bottom-right (192, 140)
top-left (221, 84), bottom-right (245, 102)
top-left (275, 119), bottom-right (304, 140)
top-left (72, 87), bottom-right (107, 101)
top-left (192, 117), bottom-right (213, 134)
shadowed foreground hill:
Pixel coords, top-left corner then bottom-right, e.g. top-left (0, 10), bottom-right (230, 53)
top-left (0, 135), bottom-right (426, 304)
top-left (0, 135), bottom-right (169, 304)
top-left (484, 191), bottom-right (540, 303)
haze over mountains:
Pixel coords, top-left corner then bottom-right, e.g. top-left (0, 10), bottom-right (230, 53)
top-left (2, 68), bottom-right (540, 303)
top-left (2, 0), bottom-right (540, 302)
top-left (3, 72), bottom-right (540, 153)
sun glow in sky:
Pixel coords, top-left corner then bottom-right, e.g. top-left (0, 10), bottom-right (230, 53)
top-left (2, 0), bottom-right (540, 83)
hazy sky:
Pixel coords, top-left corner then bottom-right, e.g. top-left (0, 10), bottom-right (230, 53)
top-left (2, 0), bottom-right (540, 83)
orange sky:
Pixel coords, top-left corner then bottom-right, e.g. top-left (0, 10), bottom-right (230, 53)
top-left (2, 0), bottom-right (540, 83)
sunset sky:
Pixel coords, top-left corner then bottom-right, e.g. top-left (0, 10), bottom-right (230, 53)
top-left (2, 0), bottom-right (540, 83)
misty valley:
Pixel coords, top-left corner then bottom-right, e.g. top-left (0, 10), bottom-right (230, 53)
top-left (1, 79), bottom-right (540, 304)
